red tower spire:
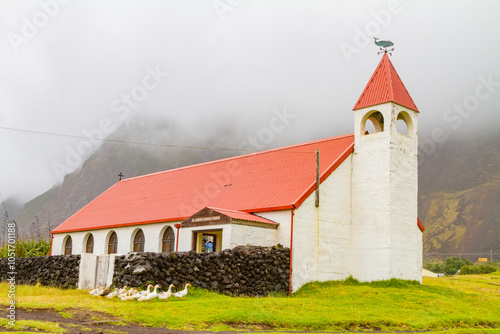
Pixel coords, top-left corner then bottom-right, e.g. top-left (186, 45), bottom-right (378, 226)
top-left (353, 54), bottom-right (419, 112)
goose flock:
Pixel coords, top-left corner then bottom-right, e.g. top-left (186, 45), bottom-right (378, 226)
top-left (89, 283), bottom-right (191, 302)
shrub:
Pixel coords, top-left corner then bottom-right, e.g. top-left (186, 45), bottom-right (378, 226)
top-left (424, 262), bottom-right (444, 274)
top-left (0, 238), bottom-right (51, 258)
top-left (479, 264), bottom-right (497, 274)
top-left (459, 265), bottom-right (479, 275)
top-left (344, 275), bottom-right (360, 285)
top-left (459, 264), bottom-right (496, 275)
top-left (443, 257), bottom-right (472, 276)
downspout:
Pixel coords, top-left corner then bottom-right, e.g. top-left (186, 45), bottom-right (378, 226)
top-left (49, 233), bottom-right (54, 255)
top-left (288, 208), bottom-right (295, 295)
top-left (174, 224), bottom-right (181, 252)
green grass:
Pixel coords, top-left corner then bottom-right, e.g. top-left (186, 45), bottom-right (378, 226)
top-left (1, 273), bottom-right (499, 332)
top-left (0, 317), bottom-right (65, 333)
top-left (58, 311), bottom-right (73, 319)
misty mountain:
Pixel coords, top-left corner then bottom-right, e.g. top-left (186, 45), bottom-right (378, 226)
top-left (0, 197), bottom-right (23, 222)
top-left (419, 131), bottom-right (500, 258)
top-left (8, 116), bottom-right (272, 237)
top-left (5, 116), bottom-right (499, 260)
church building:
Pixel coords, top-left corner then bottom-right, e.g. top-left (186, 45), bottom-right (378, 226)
top-left (51, 54), bottom-right (424, 291)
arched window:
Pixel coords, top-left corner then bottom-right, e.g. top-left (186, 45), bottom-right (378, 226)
top-left (133, 229), bottom-right (145, 252)
top-left (397, 118), bottom-right (408, 135)
top-left (85, 234), bottom-right (94, 253)
top-left (108, 231), bottom-right (118, 254)
top-left (64, 236), bottom-right (72, 255)
top-left (362, 111), bottom-right (384, 135)
top-left (162, 227), bottom-right (175, 253)
top-left (397, 111), bottom-right (413, 137)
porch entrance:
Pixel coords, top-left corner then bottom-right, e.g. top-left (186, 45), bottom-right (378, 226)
top-left (192, 229), bottom-right (222, 253)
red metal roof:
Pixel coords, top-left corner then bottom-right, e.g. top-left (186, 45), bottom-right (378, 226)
top-left (207, 207), bottom-right (278, 226)
top-left (52, 134), bottom-right (354, 234)
top-left (353, 54), bottom-right (419, 112)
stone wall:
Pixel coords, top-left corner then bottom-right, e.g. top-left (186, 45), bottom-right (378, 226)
top-left (0, 255), bottom-right (80, 288)
top-left (112, 246), bottom-right (290, 296)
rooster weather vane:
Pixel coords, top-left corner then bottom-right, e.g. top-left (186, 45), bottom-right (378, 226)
top-left (373, 37), bottom-right (394, 55)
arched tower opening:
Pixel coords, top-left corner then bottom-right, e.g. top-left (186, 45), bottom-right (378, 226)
top-left (396, 111), bottom-right (414, 137)
top-left (361, 111), bottom-right (384, 135)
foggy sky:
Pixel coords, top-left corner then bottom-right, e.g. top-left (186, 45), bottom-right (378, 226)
top-left (1, 0), bottom-right (500, 202)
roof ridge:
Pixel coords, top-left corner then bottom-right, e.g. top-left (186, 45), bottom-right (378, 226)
top-left (207, 206), bottom-right (246, 214)
top-left (207, 206), bottom-right (279, 225)
top-left (385, 54), bottom-right (394, 101)
top-left (121, 133), bottom-right (355, 183)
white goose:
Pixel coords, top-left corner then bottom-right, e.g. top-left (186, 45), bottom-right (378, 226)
top-left (131, 284), bottom-right (153, 300)
top-left (89, 285), bottom-right (102, 296)
top-left (90, 285), bottom-right (105, 296)
top-left (105, 288), bottom-right (119, 299)
top-left (173, 283), bottom-right (192, 300)
top-left (119, 288), bottom-right (139, 301)
top-left (138, 284), bottom-right (161, 302)
top-left (117, 286), bottom-right (133, 300)
top-left (117, 286), bottom-right (129, 295)
top-left (158, 284), bottom-right (175, 302)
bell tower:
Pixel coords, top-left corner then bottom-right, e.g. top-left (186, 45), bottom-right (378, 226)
top-left (351, 54), bottom-right (422, 282)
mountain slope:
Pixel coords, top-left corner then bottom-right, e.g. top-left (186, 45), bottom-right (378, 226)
top-left (13, 117), bottom-right (242, 235)
top-left (419, 131), bottom-right (500, 259)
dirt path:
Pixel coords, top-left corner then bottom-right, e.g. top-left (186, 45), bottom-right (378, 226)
top-left (2, 307), bottom-right (192, 334)
top-left (0, 307), bottom-right (433, 334)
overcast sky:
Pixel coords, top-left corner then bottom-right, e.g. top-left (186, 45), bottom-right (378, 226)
top-left (1, 0), bottom-right (499, 202)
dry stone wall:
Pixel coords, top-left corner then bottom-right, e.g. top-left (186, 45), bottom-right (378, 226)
top-left (0, 255), bottom-right (80, 288)
top-left (0, 246), bottom-right (290, 295)
top-left (112, 246), bottom-right (290, 296)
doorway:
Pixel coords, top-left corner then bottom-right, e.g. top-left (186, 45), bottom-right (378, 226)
top-left (192, 230), bottom-right (222, 253)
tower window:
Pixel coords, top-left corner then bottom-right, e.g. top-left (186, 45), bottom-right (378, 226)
top-left (108, 231), bottom-right (118, 254)
top-left (64, 236), bottom-right (72, 255)
top-left (85, 234), bottom-right (94, 253)
top-left (133, 229), bottom-right (145, 252)
top-left (162, 227), bottom-right (175, 253)
top-left (397, 119), bottom-right (408, 135)
top-left (397, 111), bottom-right (413, 137)
top-left (362, 111), bottom-right (384, 135)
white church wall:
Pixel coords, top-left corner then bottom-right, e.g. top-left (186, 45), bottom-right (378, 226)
top-left (52, 231), bottom-right (88, 256)
top-left (121, 222), bottom-right (178, 253)
top-left (53, 218), bottom-right (282, 256)
top-left (253, 209), bottom-right (292, 247)
top-left (229, 222), bottom-right (278, 248)
top-left (52, 221), bottom-right (179, 256)
top-left (291, 155), bottom-right (353, 291)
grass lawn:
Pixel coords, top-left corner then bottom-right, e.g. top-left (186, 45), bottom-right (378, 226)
top-left (0, 272), bottom-right (498, 332)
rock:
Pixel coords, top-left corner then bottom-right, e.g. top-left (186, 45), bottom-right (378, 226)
top-left (133, 266), bottom-right (147, 274)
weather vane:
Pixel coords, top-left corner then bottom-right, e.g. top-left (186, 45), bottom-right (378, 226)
top-left (373, 37), bottom-right (394, 55)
